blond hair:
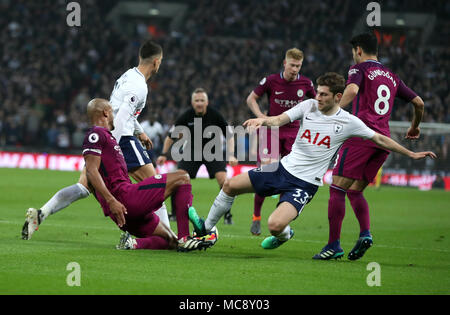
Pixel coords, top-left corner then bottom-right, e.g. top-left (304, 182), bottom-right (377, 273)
top-left (285, 48), bottom-right (304, 61)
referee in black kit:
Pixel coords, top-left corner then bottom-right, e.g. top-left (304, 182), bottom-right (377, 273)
top-left (157, 88), bottom-right (238, 224)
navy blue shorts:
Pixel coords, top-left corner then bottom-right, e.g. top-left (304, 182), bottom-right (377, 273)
top-left (119, 136), bottom-right (152, 171)
top-left (248, 162), bottom-right (318, 216)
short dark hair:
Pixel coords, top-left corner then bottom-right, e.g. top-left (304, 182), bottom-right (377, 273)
top-left (139, 40), bottom-right (162, 60)
top-left (350, 32), bottom-right (378, 55)
top-left (316, 72), bottom-right (346, 95)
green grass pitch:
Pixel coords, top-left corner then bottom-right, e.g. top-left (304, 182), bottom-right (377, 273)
top-left (0, 168), bottom-right (449, 295)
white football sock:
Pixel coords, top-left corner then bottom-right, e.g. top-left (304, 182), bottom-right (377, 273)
top-left (275, 225), bottom-right (292, 241)
top-left (154, 202), bottom-right (170, 228)
top-left (205, 189), bottom-right (235, 230)
top-left (40, 183), bottom-right (90, 220)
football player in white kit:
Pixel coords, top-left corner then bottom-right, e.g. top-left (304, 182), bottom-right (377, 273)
top-left (22, 40), bottom-right (172, 240)
top-left (190, 72), bottom-right (436, 251)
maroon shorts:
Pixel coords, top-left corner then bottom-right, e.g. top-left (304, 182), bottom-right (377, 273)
top-left (111, 174), bottom-right (167, 238)
top-left (257, 128), bottom-right (296, 164)
top-left (332, 144), bottom-right (389, 183)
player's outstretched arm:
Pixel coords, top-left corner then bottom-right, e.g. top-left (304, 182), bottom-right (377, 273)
top-left (243, 113), bottom-right (290, 130)
top-left (405, 96), bottom-right (424, 139)
top-left (84, 154), bottom-right (127, 227)
top-left (246, 91), bottom-right (267, 119)
top-left (338, 83), bottom-right (359, 108)
top-left (370, 133), bottom-right (437, 160)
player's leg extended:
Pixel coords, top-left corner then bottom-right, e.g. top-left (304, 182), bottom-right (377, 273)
top-left (117, 218), bottom-right (177, 250)
top-left (118, 171), bottom-right (208, 251)
top-left (347, 179), bottom-right (370, 236)
top-left (346, 180), bottom-right (373, 260)
top-left (348, 150), bottom-right (387, 235)
top-left (251, 194), bottom-right (265, 235)
top-left (252, 160), bottom-right (272, 235)
top-left (314, 144), bottom-right (371, 260)
top-left (251, 158), bottom-right (278, 235)
top-left (347, 180), bottom-right (373, 260)
top-left (214, 170), bottom-right (234, 225)
top-left (252, 127), bottom-right (281, 235)
top-left (164, 170), bottom-right (213, 251)
top-left (170, 161), bottom-right (201, 221)
top-left (163, 170), bottom-right (193, 240)
top-left (261, 202), bottom-right (297, 249)
top-left (328, 175), bottom-right (354, 244)
top-left (22, 168), bottom-right (90, 240)
top-left (312, 175), bottom-right (353, 260)
top-left (128, 162), bottom-right (171, 228)
top-left (42, 168), bottom-right (91, 220)
top-left (204, 172), bottom-right (255, 231)
top-left (139, 221), bottom-right (179, 250)
top-left (346, 151), bottom-right (386, 260)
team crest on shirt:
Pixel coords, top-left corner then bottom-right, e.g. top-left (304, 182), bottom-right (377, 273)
top-left (334, 123), bottom-right (343, 134)
top-left (88, 133), bottom-right (99, 143)
top-left (297, 89), bottom-right (304, 98)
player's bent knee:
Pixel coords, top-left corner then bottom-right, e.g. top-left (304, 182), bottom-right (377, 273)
top-left (267, 217), bottom-right (285, 235)
top-left (154, 223), bottom-right (178, 249)
top-left (222, 179), bottom-right (234, 195)
top-left (77, 174), bottom-right (92, 193)
top-left (175, 169), bottom-right (190, 183)
top-left (167, 170), bottom-right (190, 186)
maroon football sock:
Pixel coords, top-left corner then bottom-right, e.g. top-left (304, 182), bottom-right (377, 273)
top-left (136, 236), bottom-right (169, 250)
top-left (347, 189), bottom-right (370, 234)
top-left (173, 183), bottom-right (193, 240)
top-left (253, 194), bottom-right (265, 218)
top-left (328, 185), bottom-right (347, 244)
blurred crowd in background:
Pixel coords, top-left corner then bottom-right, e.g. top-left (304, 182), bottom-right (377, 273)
top-left (0, 0), bottom-right (448, 172)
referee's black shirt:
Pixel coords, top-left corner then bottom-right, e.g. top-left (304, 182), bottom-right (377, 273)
top-left (170, 107), bottom-right (229, 161)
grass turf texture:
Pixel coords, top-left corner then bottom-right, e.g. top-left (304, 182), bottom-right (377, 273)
top-left (0, 168), bottom-right (449, 295)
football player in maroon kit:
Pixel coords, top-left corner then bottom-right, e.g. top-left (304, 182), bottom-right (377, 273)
top-left (246, 48), bottom-right (316, 235)
top-left (314, 33), bottom-right (425, 260)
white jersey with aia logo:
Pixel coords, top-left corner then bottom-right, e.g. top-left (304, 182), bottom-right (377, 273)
top-left (281, 99), bottom-right (375, 186)
top-left (109, 67), bottom-right (148, 142)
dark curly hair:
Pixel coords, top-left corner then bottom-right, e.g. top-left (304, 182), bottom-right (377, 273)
top-left (316, 72), bottom-right (346, 95)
